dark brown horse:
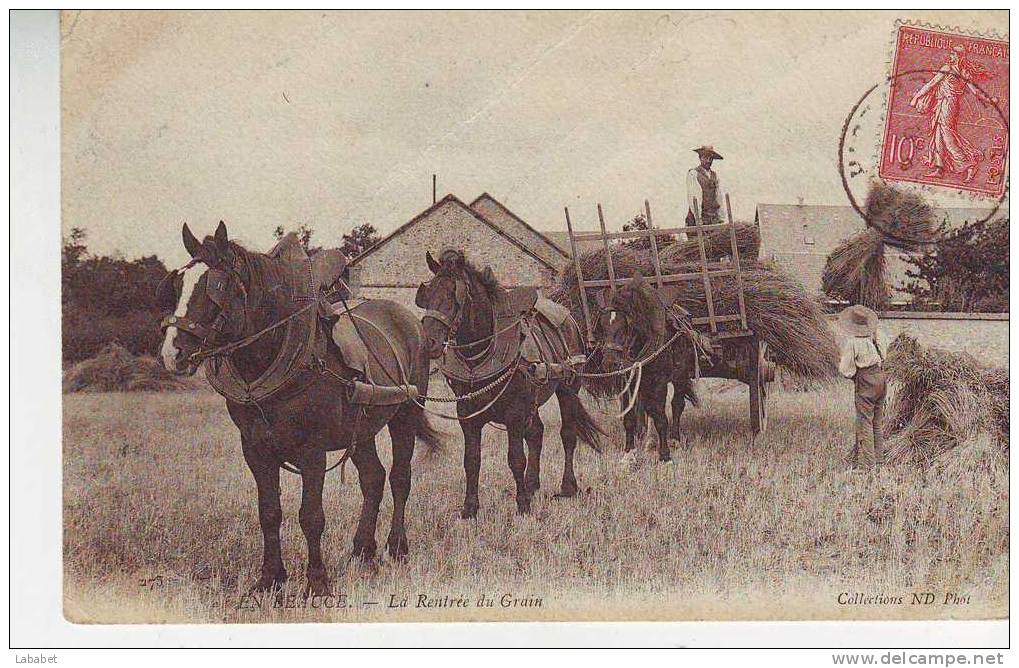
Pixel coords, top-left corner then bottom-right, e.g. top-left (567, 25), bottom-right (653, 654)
top-left (158, 222), bottom-right (441, 596)
top-left (594, 274), bottom-right (700, 463)
top-left (416, 249), bottom-right (603, 518)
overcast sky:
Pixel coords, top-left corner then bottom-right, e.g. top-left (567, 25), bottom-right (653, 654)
top-left (62, 9), bottom-right (1006, 266)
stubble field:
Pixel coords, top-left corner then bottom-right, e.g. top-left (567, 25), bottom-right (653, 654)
top-left (63, 383), bottom-right (1008, 624)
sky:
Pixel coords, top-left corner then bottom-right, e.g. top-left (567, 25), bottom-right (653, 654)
top-left (61, 10), bottom-right (1007, 267)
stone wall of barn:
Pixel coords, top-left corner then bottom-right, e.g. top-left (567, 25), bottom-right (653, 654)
top-left (352, 199), bottom-right (553, 315)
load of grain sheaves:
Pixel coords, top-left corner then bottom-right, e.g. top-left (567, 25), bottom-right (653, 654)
top-left (822, 183), bottom-right (942, 309)
top-left (63, 342), bottom-right (196, 393)
top-left (657, 223), bottom-right (760, 264)
top-left (883, 334), bottom-right (1008, 465)
top-left (546, 244), bottom-right (838, 382)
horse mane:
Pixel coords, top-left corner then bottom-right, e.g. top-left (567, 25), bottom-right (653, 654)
top-left (463, 260), bottom-right (501, 298)
top-left (210, 238), bottom-right (293, 305)
top-left (611, 279), bottom-right (666, 339)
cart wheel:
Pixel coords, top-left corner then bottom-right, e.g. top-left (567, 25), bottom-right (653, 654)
top-left (749, 338), bottom-right (769, 436)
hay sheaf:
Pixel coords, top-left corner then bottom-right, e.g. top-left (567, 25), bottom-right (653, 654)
top-left (547, 246), bottom-right (838, 381)
top-left (884, 334), bottom-right (1008, 466)
top-left (63, 343), bottom-right (197, 393)
top-left (658, 224), bottom-right (760, 264)
top-left (822, 183), bottom-right (941, 308)
top-left (822, 228), bottom-right (890, 309)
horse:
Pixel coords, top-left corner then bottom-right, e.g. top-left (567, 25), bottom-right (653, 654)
top-left (157, 221), bottom-right (442, 596)
top-left (593, 274), bottom-right (701, 463)
top-left (415, 249), bottom-right (603, 518)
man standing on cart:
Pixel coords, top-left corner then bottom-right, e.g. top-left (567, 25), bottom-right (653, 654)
top-left (686, 145), bottom-right (724, 226)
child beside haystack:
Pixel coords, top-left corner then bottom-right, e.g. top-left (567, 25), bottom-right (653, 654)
top-left (837, 305), bottom-right (888, 469)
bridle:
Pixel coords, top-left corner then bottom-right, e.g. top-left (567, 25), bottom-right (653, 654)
top-left (417, 274), bottom-right (472, 350)
top-left (160, 259), bottom-right (251, 366)
top-left (600, 309), bottom-right (641, 363)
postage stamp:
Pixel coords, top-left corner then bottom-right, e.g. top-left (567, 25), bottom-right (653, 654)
top-left (878, 24), bottom-right (1009, 198)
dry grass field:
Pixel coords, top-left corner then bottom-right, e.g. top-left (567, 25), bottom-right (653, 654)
top-left (63, 383), bottom-right (1008, 624)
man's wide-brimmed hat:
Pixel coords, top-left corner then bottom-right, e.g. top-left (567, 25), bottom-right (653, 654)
top-left (838, 304), bottom-right (879, 337)
top-left (693, 145), bottom-right (723, 160)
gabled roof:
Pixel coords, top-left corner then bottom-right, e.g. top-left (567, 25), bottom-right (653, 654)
top-left (348, 194), bottom-right (561, 271)
top-left (468, 192), bottom-right (569, 260)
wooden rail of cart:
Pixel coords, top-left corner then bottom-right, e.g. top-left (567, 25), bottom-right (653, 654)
top-left (563, 194), bottom-right (773, 435)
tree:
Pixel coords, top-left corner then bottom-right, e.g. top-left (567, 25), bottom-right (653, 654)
top-left (340, 223), bottom-right (379, 259)
top-left (620, 213), bottom-right (675, 252)
top-left (902, 217), bottom-right (1008, 312)
top-left (61, 228), bottom-right (170, 362)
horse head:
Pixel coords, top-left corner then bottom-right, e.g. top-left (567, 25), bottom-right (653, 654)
top-left (416, 249), bottom-right (499, 360)
top-left (594, 274), bottom-right (665, 370)
top-left (158, 221), bottom-right (250, 375)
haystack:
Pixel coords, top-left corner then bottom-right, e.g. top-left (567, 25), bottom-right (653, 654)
top-left (658, 223), bottom-right (760, 264)
top-left (822, 183), bottom-right (941, 308)
top-left (63, 342), bottom-right (196, 393)
top-left (547, 246), bottom-right (838, 381)
top-left (883, 334), bottom-right (1008, 465)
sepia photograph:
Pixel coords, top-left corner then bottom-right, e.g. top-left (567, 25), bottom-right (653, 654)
top-left (10, 7), bottom-right (1010, 650)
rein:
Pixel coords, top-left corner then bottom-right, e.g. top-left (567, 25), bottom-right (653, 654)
top-left (188, 300), bottom-right (318, 365)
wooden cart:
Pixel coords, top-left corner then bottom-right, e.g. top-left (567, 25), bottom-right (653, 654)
top-left (563, 195), bottom-right (774, 435)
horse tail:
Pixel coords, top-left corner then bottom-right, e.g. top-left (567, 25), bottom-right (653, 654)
top-left (569, 392), bottom-right (605, 453)
top-left (412, 404), bottom-right (444, 455)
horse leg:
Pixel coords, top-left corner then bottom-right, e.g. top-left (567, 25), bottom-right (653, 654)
top-left (670, 379), bottom-right (689, 441)
top-left (523, 411), bottom-right (544, 495)
top-left (242, 449), bottom-right (287, 592)
top-left (385, 410), bottom-right (415, 560)
top-left (507, 421), bottom-right (531, 514)
top-left (555, 388), bottom-right (580, 497)
top-left (460, 419), bottom-right (483, 520)
top-left (645, 378), bottom-right (672, 463)
top-left (298, 447), bottom-right (330, 596)
top-left (350, 436), bottom-right (385, 563)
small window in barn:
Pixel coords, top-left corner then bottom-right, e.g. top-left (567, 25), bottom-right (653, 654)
top-left (802, 224), bottom-right (815, 245)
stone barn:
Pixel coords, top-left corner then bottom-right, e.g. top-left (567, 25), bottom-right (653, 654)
top-left (348, 193), bottom-right (569, 312)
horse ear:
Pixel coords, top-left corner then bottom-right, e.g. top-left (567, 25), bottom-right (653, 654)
top-left (213, 221), bottom-right (229, 253)
top-left (182, 223), bottom-right (201, 258)
top-left (425, 251), bottom-right (441, 274)
top-left (482, 266), bottom-right (495, 284)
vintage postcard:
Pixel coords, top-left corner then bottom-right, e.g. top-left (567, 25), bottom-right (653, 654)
top-left (56, 10), bottom-right (1008, 629)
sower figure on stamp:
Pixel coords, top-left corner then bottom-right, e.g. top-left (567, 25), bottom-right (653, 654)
top-left (686, 145), bottom-right (724, 227)
top-left (837, 305), bottom-right (888, 469)
top-left (909, 44), bottom-right (998, 184)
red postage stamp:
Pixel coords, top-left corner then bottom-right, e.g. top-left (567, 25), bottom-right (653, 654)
top-left (879, 25), bottom-right (1009, 198)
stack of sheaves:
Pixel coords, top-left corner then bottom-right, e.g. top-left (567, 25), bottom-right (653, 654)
top-left (546, 243), bottom-right (838, 383)
top-left (883, 334), bottom-right (1008, 465)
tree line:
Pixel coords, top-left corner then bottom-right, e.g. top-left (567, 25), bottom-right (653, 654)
top-left (62, 223), bottom-right (379, 363)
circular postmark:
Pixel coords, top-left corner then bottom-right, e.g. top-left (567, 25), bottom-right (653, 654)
top-left (838, 67), bottom-right (1009, 245)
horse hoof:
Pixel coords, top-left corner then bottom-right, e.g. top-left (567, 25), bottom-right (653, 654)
top-left (387, 537), bottom-right (410, 561)
top-left (460, 505), bottom-right (479, 520)
top-left (303, 574), bottom-right (332, 599)
top-left (248, 571), bottom-right (287, 595)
